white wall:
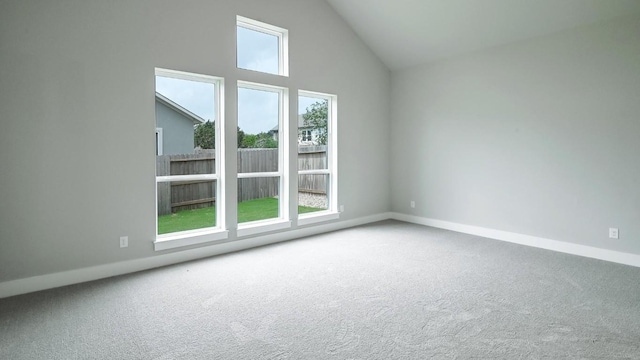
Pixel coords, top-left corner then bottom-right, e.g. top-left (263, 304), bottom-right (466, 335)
top-left (0, 0), bottom-right (390, 283)
top-left (391, 15), bottom-right (640, 254)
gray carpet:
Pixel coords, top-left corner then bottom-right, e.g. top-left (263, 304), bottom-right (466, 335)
top-left (1, 220), bottom-right (640, 359)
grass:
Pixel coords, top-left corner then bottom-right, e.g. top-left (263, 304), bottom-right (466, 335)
top-left (158, 197), bottom-right (324, 235)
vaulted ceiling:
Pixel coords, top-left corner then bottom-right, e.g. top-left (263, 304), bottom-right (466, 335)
top-left (326, 0), bottom-right (640, 70)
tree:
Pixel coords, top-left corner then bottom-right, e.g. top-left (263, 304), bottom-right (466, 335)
top-left (194, 121), bottom-right (215, 149)
top-left (302, 100), bottom-right (328, 145)
top-left (194, 123), bottom-right (248, 149)
top-left (254, 132), bottom-right (278, 148)
top-left (240, 132), bottom-right (277, 148)
top-left (240, 134), bottom-right (257, 148)
top-left (237, 127), bottom-right (245, 148)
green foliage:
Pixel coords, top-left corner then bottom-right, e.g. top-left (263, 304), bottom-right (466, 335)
top-left (240, 132), bottom-right (278, 148)
top-left (302, 100), bottom-right (328, 145)
top-left (237, 127), bottom-right (245, 148)
top-left (240, 134), bottom-right (257, 148)
top-left (194, 121), bottom-right (215, 149)
top-left (194, 123), bottom-right (250, 150)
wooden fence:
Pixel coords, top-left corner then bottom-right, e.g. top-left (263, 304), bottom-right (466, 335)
top-left (298, 145), bottom-right (327, 195)
top-left (237, 148), bottom-right (280, 203)
top-left (156, 150), bottom-right (217, 215)
top-left (157, 146), bottom-right (327, 215)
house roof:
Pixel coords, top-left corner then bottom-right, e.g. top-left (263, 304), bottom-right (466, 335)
top-left (270, 115), bottom-right (311, 132)
top-left (155, 92), bottom-right (206, 125)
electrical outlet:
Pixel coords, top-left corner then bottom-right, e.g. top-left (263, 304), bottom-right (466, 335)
top-left (609, 228), bottom-right (619, 239)
top-left (339, 205), bottom-right (345, 212)
top-left (410, 200), bottom-right (415, 208)
top-left (120, 236), bottom-right (129, 248)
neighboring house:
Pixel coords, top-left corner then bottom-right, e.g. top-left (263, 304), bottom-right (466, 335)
top-left (155, 92), bottom-right (206, 155)
top-left (269, 115), bottom-right (324, 145)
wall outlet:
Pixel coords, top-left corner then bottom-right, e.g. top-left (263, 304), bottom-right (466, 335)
top-left (609, 228), bottom-right (619, 239)
top-left (410, 200), bottom-right (415, 208)
top-left (120, 236), bottom-right (129, 248)
top-left (339, 205), bottom-right (345, 212)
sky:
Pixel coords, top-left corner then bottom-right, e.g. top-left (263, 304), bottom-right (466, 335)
top-left (155, 25), bottom-right (323, 135)
top-left (155, 76), bottom-right (215, 121)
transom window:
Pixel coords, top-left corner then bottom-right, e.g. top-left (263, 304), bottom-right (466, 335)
top-left (237, 16), bottom-right (289, 76)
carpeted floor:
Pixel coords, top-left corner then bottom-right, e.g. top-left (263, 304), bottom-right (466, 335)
top-left (1, 220), bottom-right (640, 359)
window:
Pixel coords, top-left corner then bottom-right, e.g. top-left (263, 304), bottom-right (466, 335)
top-left (154, 68), bottom-right (227, 250)
top-left (237, 81), bottom-right (290, 236)
top-left (300, 129), bottom-right (312, 143)
top-left (153, 17), bottom-right (339, 250)
top-left (237, 16), bottom-right (289, 76)
top-left (298, 91), bottom-right (338, 225)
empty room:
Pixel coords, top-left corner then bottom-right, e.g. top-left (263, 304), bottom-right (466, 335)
top-left (1, 0), bottom-right (639, 358)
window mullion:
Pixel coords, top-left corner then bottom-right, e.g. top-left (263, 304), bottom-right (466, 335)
top-left (156, 174), bottom-right (218, 183)
top-left (297, 169), bottom-right (330, 175)
top-left (237, 172), bottom-right (280, 179)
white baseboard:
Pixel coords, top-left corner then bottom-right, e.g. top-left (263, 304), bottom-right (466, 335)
top-left (0, 212), bottom-right (392, 299)
top-left (5, 211), bottom-right (636, 299)
top-left (390, 212), bottom-right (640, 268)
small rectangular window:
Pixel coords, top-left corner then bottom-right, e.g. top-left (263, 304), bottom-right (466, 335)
top-left (300, 130), bottom-right (312, 143)
top-left (237, 16), bottom-right (289, 76)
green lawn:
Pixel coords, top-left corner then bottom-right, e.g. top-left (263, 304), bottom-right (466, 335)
top-left (158, 197), bottom-right (323, 235)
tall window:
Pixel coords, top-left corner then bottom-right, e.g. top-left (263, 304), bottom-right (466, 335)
top-left (298, 91), bottom-right (338, 224)
top-left (236, 16), bottom-right (289, 76)
top-left (154, 68), bottom-right (226, 249)
top-left (237, 81), bottom-right (289, 235)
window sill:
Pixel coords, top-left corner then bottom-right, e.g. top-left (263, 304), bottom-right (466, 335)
top-left (154, 228), bottom-right (229, 251)
top-left (298, 211), bottom-right (340, 226)
top-left (237, 219), bottom-right (292, 238)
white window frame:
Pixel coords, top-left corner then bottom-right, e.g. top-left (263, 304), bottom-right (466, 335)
top-left (155, 128), bottom-right (163, 156)
top-left (297, 91), bottom-right (339, 226)
top-left (154, 68), bottom-right (228, 251)
top-left (237, 81), bottom-right (290, 237)
top-left (236, 16), bottom-right (289, 77)
top-left (300, 129), bottom-right (312, 142)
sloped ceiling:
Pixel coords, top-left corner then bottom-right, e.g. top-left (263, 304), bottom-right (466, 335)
top-left (326, 0), bottom-right (640, 70)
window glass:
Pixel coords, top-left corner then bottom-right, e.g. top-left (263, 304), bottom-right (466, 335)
top-left (237, 24), bottom-right (279, 75)
top-left (237, 84), bottom-right (283, 225)
top-left (155, 71), bottom-right (220, 235)
top-left (297, 92), bottom-right (336, 216)
top-left (298, 174), bottom-right (328, 213)
top-left (157, 180), bottom-right (217, 233)
top-left (238, 87), bottom-right (280, 172)
top-left (298, 96), bottom-right (328, 169)
top-left (237, 177), bottom-right (280, 223)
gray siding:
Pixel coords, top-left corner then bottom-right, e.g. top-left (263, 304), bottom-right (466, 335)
top-left (155, 101), bottom-right (196, 155)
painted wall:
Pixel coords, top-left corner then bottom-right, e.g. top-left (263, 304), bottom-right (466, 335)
top-left (391, 15), bottom-right (640, 254)
top-left (155, 100), bottom-right (197, 156)
top-left (0, 0), bottom-right (390, 283)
